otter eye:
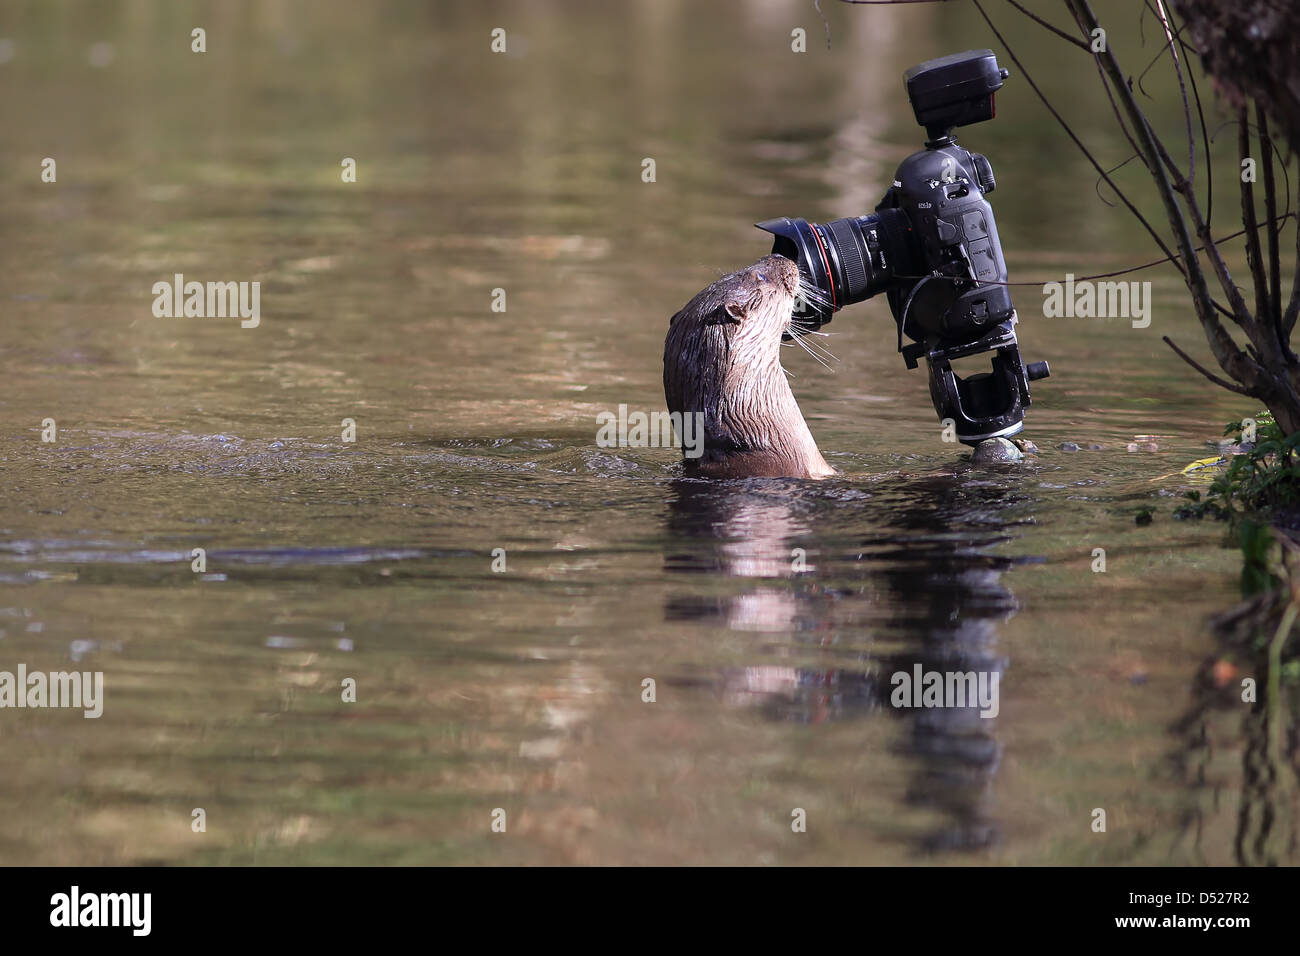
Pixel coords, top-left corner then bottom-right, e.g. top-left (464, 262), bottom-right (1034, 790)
top-left (756, 271), bottom-right (767, 282)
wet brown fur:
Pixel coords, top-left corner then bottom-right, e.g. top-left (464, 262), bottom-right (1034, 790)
top-left (663, 255), bottom-right (834, 479)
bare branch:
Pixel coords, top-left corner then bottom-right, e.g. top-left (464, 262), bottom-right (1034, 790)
top-left (1091, 57), bottom-right (1148, 172)
top-left (1005, 0), bottom-right (1091, 51)
top-left (1066, 0), bottom-right (1261, 391)
top-left (1259, 106), bottom-right (1283, 330)
top-left (1163, 337), bottom-right (1254, 395)
top-left (1286, 186), bottom-right (1300, 336)
top-left (1152, 0), bottom-right (1196, 189)
top-left (1240, 106), bottom-right (1272, 326)
top-left (1171, 5), bottom-right (1214, 227)
top-left (972, 0), bottom-right (1188, 281)
top-left (1151, 129), bottom-right (1258, 334)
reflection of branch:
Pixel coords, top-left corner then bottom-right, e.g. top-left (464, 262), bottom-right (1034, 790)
top-left (1265, 600), bottom-right (1295, 759)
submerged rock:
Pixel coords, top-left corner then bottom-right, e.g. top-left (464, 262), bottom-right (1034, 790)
top-left (971, 437), bottom-right (1023, 463)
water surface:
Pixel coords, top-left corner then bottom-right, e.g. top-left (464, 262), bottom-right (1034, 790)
top-left (0, 0), bottom-right (1283, 864)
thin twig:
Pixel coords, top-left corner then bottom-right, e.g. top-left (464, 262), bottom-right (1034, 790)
top-left (1005, 0), bottom-right (1090, 50)
top-left (1095, 153), bottom-right (1143, 206)
top-left (1258, 106), bottom-right (1283, 332)
top-left (1091, 55), bottom-right (1148, 173)
top-left (1172, 7), bottom-right (1213, 228)
top-left (973, 0), bottom-right (1187, 281)
top-left (1134, 4), bottom-right (1197, 99)
top-left (1240, 106), bottom-right (1272, 329)
top-left (1163, 336), bottom-right (1253, 395)
top-left (1285, 184), bottom-right (1300, 336)
top-left (1067, 0), bottom-right (1261, 395)
top-left (894, 211), bottom-right (1295, 289)
top-left (1156, 128), bottom-right (1258, 333)
top-left (1152, 0), bottom-right (1195, 190)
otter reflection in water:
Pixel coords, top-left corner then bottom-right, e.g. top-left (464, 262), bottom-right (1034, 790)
top-left (1172, 597), bottom-right (1300, 865)
top-left (664, 474), bottom-right (1032, 853)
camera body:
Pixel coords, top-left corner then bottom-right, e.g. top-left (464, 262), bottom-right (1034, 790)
top-left (757, 50), bottom-right (1049, 445)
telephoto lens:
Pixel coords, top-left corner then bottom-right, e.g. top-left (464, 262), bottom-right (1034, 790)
top-left (756, 207), bottom-right (916, 331)
top-left (755, 48), bottom-right (1050, 445)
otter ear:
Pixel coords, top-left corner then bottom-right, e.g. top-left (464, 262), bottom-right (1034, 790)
top-left (723, 301), bottom-right (745, 323)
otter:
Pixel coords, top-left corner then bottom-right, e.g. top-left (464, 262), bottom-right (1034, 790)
top-left (663, 255), bottom-right (834, 479)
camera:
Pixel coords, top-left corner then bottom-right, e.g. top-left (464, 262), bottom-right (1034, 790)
top-left (757, 50), bottom-right (1049, 445)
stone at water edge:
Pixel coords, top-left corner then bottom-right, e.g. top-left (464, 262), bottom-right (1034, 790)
top-left (970, 437), bottom-right (1023, 463)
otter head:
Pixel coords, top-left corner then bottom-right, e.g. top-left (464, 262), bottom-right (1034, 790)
top-left (663, 254), bottom-right (834, 480)
top-left (714, 253), bottom-right (802, 363)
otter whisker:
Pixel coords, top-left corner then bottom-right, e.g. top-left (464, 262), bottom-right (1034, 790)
top-left (784, 321), bottom-right (839, 365)
top-left (795, 280), bottom-right (835, 314)
top-left (787, 328), bottom-right (834, 372)
top-left (797, 330), bottom-right (838, 354)
top-left (793, 322), bottom-right (837, 355)
top-left (803, 341), bottom-right (839, 365)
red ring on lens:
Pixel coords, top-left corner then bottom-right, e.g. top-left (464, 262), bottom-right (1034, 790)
top-left (809, 224), bottom-right (837, 311)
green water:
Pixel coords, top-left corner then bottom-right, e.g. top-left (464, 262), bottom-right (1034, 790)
top-left (0, 0), bottom-right (1289, 864)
